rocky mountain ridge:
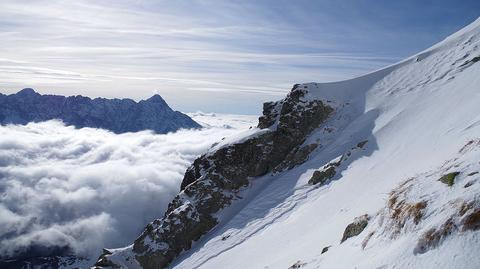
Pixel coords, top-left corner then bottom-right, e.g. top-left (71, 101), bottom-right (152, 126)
top-left (0, 88), bottom-right (200, 133)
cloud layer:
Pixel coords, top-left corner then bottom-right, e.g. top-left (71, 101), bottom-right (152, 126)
top-left (0, 114), bottom-right (256, 261)
top-left (1, 1), bottom-right (478, 113)
top-left (0, 0), bottom-right (423, 114)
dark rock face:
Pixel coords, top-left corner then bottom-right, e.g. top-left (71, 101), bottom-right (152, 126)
top-left (341, 214), bottom-right (369, 243)
top-left (0, 244), bottom-right (81, 269)
top-left (96, 86), bottom-right (333, 268)
top-left (309, 166), bottom-right (336, 185)
top-left (288, 260), bottom-right (307, 268)
top-left (0, 88), bottom-right (200, 133)
top-left (258, 101), bottom-right (281, 129)
top-left (274, 143), bottom-right (319, 173)
top-left (1, 257), bottom-right (62, 269)
top-left (308, 154), bottom-right (341, 186)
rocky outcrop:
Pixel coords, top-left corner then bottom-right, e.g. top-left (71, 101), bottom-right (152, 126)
top-left (309, 165), bottom-right (336, 185)
top-left (0, 88), bottom-right (200, 133)
top-left (439, 172), bottom-right (460, 186)
top-left (308, 140), bottom-right (368, 186)
top-left (340, 214), bottom-right (369, 243)
top-left (96, 85), bottom-right (333, 268)
top-left (288, 260), bottom-right (307, 268)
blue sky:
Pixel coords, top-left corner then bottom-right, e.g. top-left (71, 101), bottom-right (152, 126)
top-left (0, 0), bottom-right (479, 114)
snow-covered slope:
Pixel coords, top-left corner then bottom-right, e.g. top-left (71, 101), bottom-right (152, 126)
top-left (172, 18), bottom-right (480, 269)
top-left (97, 18), bottom-right (480, 269)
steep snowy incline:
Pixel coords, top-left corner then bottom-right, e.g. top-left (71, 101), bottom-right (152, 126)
top-left (171, 18), bottom-right (480, 269)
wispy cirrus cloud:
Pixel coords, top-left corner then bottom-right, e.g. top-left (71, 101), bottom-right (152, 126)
top-left (0, 0), bottom-right (477, 113)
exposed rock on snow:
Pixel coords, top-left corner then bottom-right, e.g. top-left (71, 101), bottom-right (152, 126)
top-left (308, 164), bottom-right (337, 185)
top-left (439, 172), bottom-right (461, 186)
top-left (309, 140), bottom-right (368, 185)
top-left (288, 260), bottom-right (307, 269)
top-left (0, 89), bottom-right (200, 133)
top-left (340, 214), bottom-right (370, 243)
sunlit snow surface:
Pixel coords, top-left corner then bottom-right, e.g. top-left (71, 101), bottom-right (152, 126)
top-left (170, 18), bottom-right (480, 269)
top-left (0, 113), bottom-right (258, 266)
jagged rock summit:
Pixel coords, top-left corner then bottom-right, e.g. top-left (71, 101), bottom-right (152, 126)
top-left (0, 89), bottom-right (200, 133)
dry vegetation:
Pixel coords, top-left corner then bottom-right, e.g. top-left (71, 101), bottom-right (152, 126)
top-left (462, 207), bottom-right (480, 231)
top-left (386, 179), bottom-right (428, 235)
top-left (414, 218), bottom-right (456, 254)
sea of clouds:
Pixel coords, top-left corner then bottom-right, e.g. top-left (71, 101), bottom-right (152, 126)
top-left (0, 113), bottom-right (257, 261)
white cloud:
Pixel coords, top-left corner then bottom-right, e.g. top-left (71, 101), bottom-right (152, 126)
top-left (0, 114), bottom-right (257, 261)
top-left (0, 0), bottom-right (399, 114)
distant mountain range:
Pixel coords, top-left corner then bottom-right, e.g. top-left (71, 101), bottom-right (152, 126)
top-left (0, 89), bottom-right (201, 133)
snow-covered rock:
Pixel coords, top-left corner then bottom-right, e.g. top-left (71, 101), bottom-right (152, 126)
top-left (0, 89), bottom-right (200, 133)
top-left (95, 86), bottom-right (333, 268)
top-left (99, 17), bottom-right (480, 269)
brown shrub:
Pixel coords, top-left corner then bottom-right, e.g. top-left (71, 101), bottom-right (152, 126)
top-left (458, 201), bottom-right (474, 216)
top-left (414, 218), bottom-right (456, 254)
top-left (361, 231), bottom-right (375, 250)
top-left (389, 198), bottom-right (427, 232)
top-left (459, 139), bottom-right (480, 154)
top-left (462, 208), bottom-right (480, 231)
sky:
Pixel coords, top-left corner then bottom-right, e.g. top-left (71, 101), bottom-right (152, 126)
top-left (0, 0), bottom-right (479, 114)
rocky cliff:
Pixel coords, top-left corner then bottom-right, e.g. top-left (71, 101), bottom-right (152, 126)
top-left (0, 88), bottom-right (200, 133)
top-left (95, 85), bottom-right (333, 268)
